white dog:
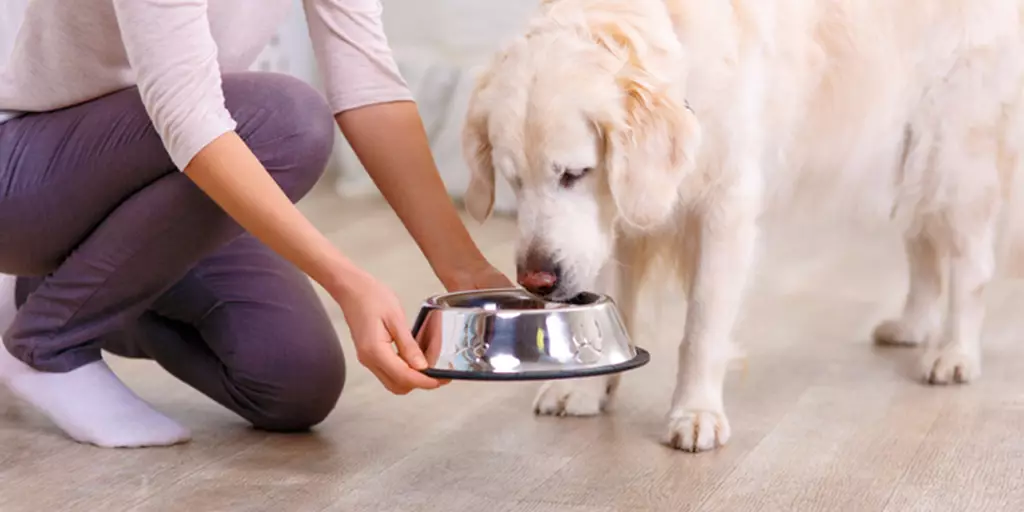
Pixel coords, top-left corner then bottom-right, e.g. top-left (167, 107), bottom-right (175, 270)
top-left (461, 0), bottom-right (1024, 452)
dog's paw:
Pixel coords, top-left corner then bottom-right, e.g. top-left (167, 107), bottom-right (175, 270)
top-left (921, 346), bottom-right (979, 385)
top-left (532, 378), bottom-right (612, 417)
top-left (873, 318), bottom-right (928, 347)
top-left (664, 408), bottom-right (730, 452)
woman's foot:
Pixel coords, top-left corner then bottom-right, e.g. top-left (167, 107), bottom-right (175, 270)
top-left (0, 274), bottom-right (190, 448)
top-left (0, 344), bottom-right (192, 448)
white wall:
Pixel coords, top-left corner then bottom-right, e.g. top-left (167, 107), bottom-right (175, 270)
top-left (251, 0), bottom-right (538, 213)
top-left (381, 0), bottom-right (538, 59)
top-left (335, 0), bottom-right (538, 213)
top-left (250, 2), bottom-right (319, 87)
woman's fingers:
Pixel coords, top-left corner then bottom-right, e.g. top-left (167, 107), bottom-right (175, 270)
top-left (358, 343), bottom-right (434, 394)
top-left (372, 343), bottom-right (443, 390)
top-left (356, 349), bottom-right (402, 393)
top-left (355, 316), bottom-right (441, 392)
top-left (386, 313), bottom-right (428, 370)
top-left (353, 307), bottom-right (446, 394)
top-left (368, 365), bottom-right (407, 395)
top-left (384, 314), bottom-right (453, 389)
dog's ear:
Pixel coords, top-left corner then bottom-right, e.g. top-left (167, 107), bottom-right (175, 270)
top-left (462, 103), bottom-right (496, 223)
top-left (604, 81), bottom-right (700, 230)
top-left (592, 18), bottom-right (700, 230)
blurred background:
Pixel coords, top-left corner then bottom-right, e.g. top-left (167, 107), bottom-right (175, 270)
top-left (8, 4), bottom-right (1024, 510)
top-left (251, 0), bottom-right (535, 215)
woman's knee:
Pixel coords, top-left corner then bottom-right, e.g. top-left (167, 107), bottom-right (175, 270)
top-left (221, 72), bottom-right (336, 203)
top-left (234, 334), bottom-right (347, 432)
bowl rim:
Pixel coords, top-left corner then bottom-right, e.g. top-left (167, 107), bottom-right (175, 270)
top-left (420, 347), bottom-right (650, 381)
top-left (420, 287), bottom-right (615, 313)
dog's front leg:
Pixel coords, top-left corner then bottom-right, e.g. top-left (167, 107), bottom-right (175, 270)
top-left (533, 242), bottom-right (643, 416)
top-left (666, 192), bottom-right (758, 452)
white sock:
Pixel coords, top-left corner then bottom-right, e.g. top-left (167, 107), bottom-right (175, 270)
top-left (0, 274), bottom-right (191, 448)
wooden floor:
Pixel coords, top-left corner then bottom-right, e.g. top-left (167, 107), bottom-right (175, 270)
top-left (3, 184), bottom-right (1024, 511)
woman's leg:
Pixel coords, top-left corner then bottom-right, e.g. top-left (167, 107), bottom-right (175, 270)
top-left (0, 72), bottom-right (335, 447)
top-left (84, 235), bottom-right (346, 432)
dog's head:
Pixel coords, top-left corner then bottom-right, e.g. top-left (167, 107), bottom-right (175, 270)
top-left (463, 0), bottom-right (701, 300)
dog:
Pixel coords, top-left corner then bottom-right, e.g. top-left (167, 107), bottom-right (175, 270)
top-left (460, 0), bottom-right (1024, 452)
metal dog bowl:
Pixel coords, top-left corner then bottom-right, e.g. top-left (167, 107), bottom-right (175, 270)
top-left (411, 288), bottom-right (649, 381)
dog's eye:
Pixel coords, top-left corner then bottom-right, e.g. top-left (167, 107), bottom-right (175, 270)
top-left (559, 167), bottom-right (593, 188)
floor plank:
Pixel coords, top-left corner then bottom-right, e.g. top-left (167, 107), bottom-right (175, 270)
top-left (4, 186), bottom-right (1024, 511)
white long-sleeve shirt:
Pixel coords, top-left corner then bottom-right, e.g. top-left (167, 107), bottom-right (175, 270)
top-left (0, 0), bottom-right (412, 170)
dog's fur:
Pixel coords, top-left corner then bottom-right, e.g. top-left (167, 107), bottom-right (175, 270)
top-left (461, 0), bottom-right (1024, 452)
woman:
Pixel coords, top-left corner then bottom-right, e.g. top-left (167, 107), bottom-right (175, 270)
top-left (0, 0), bottom-right (511, 448)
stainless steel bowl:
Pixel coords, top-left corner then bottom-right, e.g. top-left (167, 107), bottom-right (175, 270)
top-left (411, 288), bottom-right (649, 380)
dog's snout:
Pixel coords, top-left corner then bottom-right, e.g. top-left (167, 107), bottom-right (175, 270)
top-left (517, 251), bottom-right (561, 296)
top-left (519, 270), bottom-right (558, 294)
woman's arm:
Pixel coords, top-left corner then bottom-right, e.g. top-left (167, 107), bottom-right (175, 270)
top-left (185, 133), bottom-right (444, 394)
top-left (112, 0), bottom-right (443, 394)
top-left (302, 0), bottom-right (511, 290)
top-left (336, 101), bottom-right (512, 291)
top-left (184, 133), bottom-right (352, 290)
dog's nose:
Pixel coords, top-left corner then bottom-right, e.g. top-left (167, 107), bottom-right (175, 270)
top-left (517, 252), bottom-right (560, 296)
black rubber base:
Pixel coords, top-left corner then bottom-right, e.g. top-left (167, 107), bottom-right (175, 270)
top-left (421, 347), bottom-right (651, 381)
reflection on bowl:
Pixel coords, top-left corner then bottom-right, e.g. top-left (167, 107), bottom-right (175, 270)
top-left (412, 288), bottom-right (649, 381)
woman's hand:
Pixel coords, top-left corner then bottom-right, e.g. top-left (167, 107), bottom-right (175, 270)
top-left (440, 262), bottom-right (514, 292)
top-left (332, 269), bottom-right (447, 394)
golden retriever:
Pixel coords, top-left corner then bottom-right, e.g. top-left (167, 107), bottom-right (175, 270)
top-left (461, 0), bottom-right (1024, 452)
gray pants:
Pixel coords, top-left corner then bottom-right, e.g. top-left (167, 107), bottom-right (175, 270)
top-left (0, 72), bottom-right (346, 431)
